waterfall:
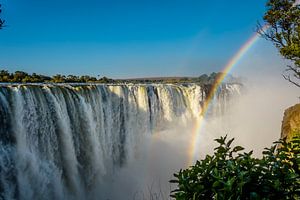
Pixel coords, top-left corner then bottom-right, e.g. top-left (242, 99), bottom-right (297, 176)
top-left (0, 83), bottom-right (241, 200)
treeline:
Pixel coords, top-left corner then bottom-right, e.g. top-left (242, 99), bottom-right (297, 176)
top-left (0, 70), bottom-right (242, 84)
top-left (0, 70), bottom-right (113, 83)
top-left (121, 72), bottom-right (242, 84)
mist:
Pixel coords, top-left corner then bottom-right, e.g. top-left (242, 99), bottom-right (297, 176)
top-left (101, 124), bottom-right (193, 200)
top-left (102, 75), bottom-right (299, 199)
top-left (197, 76), bottom-right (299, 156)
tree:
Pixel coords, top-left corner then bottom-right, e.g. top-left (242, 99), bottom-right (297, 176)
top-left (99, 76), bottom-right (109, 83)
top-left (198, 74), bottom-right (209, 83)
top-left (52, 74), bottom-right (66, 83)
top-left (0, 70), bottom-right (10, 82)
top-left (259, 0), bottom-right (300, 87)
top-left (12, 71), bottom-right (28, 82)
top-left (0, 4), bottom-right (5, 29)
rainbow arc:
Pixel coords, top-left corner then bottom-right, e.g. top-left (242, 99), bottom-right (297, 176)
top-left (187, 25), bottom-right (269, 166)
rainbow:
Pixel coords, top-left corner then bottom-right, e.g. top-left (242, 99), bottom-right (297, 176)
top-left (187, 25), bottom-right (269, 166)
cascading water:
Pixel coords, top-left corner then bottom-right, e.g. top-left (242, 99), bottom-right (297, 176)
top-left (0, 83), bottom-right (241, 200)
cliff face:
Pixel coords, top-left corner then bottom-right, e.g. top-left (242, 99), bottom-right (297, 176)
top-left (281, 103), bottom-right (300, 141)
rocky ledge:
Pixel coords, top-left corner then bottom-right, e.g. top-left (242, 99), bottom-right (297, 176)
top-left (281, 103), bottom-right (300, 141)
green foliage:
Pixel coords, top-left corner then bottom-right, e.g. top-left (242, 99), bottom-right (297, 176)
top-left (260, 0), bottom-right (300, 87)
top-left (170, 135), bottom-right (300, 200)
top-left (0, 70), bottom-right (114, 83)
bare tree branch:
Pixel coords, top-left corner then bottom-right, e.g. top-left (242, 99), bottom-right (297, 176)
top-left (283, 73), bottom-right (300, 87)
top-left (0, 4), bottom-right (4, 29)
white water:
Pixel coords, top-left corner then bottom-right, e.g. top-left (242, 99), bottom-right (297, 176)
top-left (0, 83), bottom-right (241, 200)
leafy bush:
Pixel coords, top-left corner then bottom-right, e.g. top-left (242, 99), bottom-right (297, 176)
top-left (170, 135), bottom-right (300, 200)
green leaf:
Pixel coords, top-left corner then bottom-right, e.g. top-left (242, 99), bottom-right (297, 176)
top-left (233, 146), bottom-right (245, 152)
top-left (227, 138), bottom-right (235, 147)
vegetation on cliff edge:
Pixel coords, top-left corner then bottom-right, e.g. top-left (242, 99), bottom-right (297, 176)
top-left (0, 70), bottom-right (242, 84)
top-left (0, 70), bottom-right (114, 83)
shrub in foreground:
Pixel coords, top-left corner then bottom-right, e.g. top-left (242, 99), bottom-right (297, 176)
top-left (170, 136), bottom-right (300, 200)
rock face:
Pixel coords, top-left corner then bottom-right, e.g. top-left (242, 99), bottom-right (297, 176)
top-left (281, 103), bottom-right (300, 141)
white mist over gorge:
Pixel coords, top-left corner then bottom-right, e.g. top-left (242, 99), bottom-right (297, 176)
top-left (194, 78), bottom-right (300, 158)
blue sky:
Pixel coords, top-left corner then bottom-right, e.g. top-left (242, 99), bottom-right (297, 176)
top-left (0, 0), bottom-right (277, 78)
